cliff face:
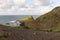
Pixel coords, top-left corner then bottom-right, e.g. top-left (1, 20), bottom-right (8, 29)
top-left (36, 7), bottom-right (60, 31)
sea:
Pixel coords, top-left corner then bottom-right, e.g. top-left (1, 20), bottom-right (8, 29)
top-left (0, 15), bottom-right (39, 25)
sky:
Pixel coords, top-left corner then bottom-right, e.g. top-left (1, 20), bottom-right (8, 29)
top-left (0, 0), bottom-right (60, 15)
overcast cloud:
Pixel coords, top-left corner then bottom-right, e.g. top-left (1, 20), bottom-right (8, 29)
top-left (0, 0), bottom-right (60, 15)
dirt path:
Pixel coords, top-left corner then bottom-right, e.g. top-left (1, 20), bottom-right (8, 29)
top-left (0, 28), bottom-right (60, 40)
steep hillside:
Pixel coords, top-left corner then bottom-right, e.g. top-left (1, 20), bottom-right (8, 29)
top-left (36, 6), bottom-right (60, 31)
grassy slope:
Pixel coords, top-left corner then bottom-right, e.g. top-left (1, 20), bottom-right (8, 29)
top-left (36, 7), bottom-right (60, 31)
top-left (0, 25), bottom-right (8, 40)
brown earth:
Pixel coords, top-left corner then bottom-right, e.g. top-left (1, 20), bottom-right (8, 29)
top-left (0, 28), bottom-right (60, 40)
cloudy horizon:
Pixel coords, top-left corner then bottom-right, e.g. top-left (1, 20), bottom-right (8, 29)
top-left (0, 0), bottom-right (60, 15)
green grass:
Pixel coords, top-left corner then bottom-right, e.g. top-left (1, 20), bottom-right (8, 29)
top-left (0, 37), bottom-right (6, 40)
top-left (36, 6), bottom-right (60, 32)
top-left (0, 24), bottom-right (11, 28)
top-left (0, 31), bottom-right (7, 40)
